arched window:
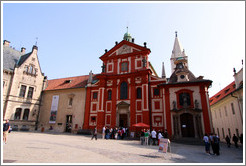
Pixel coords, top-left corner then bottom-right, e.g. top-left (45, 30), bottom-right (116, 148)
top-left (23, 109), bottom-right (30, 120)
top-left (120, 81), bottom-right (128, 99)
top-left (136, 88), bottom-right (142, 99)
top-left (179, 92), bottom-right (191, 107)
top-left (14, 108), bottom-right (22, 120)
top-left (108, 90), bottom-right (112, 100)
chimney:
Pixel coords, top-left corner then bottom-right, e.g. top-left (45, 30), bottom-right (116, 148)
top-left (32, 45), bottom-right (38, 54)
top-left (21, 47), bottom-right (26, 54)
top-left (3, 40), bottom-right (10, 47)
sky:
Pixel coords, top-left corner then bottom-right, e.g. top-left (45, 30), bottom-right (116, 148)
top-left (2, 1), bottom-right (245, 97)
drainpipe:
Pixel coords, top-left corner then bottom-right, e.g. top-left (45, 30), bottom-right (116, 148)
top-left (35, 76), bottom-right (47, 130)
top-left (231, 93), bottom-right (243, 125)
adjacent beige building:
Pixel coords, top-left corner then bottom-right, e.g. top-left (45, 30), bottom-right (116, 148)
top-left (3, 40), bottom-right (46, 131)
top-left (38, 75), bottom-right (89, 133)
top-left (209, 64), bottom-right (243, 141)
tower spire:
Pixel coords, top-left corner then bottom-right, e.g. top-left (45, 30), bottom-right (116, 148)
top-left (162, 62), bottom-right (166, 80)
top-left (175, 31), bottom-right (177, 37)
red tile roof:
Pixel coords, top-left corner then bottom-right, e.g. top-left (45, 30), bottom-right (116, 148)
top-left (44, 75), bottom-right (90, 91)
top-left (209, 81), bottom-right (236, 106)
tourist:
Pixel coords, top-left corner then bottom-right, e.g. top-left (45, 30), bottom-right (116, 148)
top-left (232, 134), bottom-right (239, 148)
top-left (151, 129), bottom-right (157, 145)
top-left (203, 133), bottom-right (211, 155)
top-left (225, 135), bottom-right (231, 148)
top-left (144, 129), bottom-right (149, 145)
top-left (240, 133), bottom-right (243, 145)
top-left (102, 126), bottom-right (106, 139)
top-left (163, 129), bottom-right (169, 139)
top-left (91, 127), bottom-right (97, 140)
top-left (115, 127), bottom-right (118, 139)
top-left (158, 130), bottom-right (163, 145)
top-left (105, 127), bottom-right (110, 139)
top-left (209, 133), bottom-right (215, 155)
top-left (3, 119), bottom-right (10, 144)
top-left (213, 133), bottom-right (220, 155)
top-left (140, 129), bottom-right (145, 145)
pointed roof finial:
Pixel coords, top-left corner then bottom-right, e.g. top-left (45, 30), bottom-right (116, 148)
top-left (35, 37), bottom-right (38, 46)
top-left (127, 26), bottom-right (128, 33)
top-left (175, 31), bottom-right (178, 38)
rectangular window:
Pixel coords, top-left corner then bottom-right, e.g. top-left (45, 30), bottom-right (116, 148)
top-left (228, 128), bottom-right (231, 138)
top-left (154, 88), bottom-right (160, 96)
top-left (214, 110), bottom-right (217, 119)
top-left (27, 87), bottom-right (34, 99)
top-left (217, 128), bottom-right (220, 138)
top-left (69, 98), bottom-right (73, 106)
top-left (19, 85), bottom-right (27, 97)
top-left (231, 103), bottom-right (235, 115)
top-left (93, 92), bottom-right (98, 99)
top-left (236, 129), bottom-right (239, 137)
top-left (224, 106), bottom-right (227, 117)
top-left (219, 109), bottom-right (222, 118)
top-left (23, 109), bottom-right (30, 120)
top-left (121, 62), bottom-right (128, 72)
top-left (222, 128), bottom-right (225, 139)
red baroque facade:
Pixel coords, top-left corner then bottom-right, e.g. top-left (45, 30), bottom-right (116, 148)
top-left (83, 32), bottom-right (213, 139)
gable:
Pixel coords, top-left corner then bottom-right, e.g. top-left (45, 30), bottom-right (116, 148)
top-left (100, 40), bottom-right (150, 60)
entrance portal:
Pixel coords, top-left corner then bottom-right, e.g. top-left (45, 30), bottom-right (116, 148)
top-left (180, 113), bottom-right (194, 137)
top-left (65, 115), bottom-right (72, 132)
top-left (119, 114), bottom-right (128, 127)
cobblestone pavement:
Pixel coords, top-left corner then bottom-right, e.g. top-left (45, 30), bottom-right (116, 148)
top-left (2, 131), bottom-right (244, 164)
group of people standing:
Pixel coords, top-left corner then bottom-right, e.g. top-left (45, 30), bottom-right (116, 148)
top-left (140, 129), bottom-right (169, 146)
top-left (91, 126), bottom-right (129, 140)
top-left (203, 133), bottom-right (220, 155)
top-left (102, 126), bottom-right (128, 140)
top-left (203, 133), bottom-right (243, 156)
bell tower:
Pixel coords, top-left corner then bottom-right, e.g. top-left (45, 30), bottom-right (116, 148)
top-left (170, 31), bottom-right (188, 73)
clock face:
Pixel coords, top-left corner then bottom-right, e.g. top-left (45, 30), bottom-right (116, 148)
top-left (177, 63), bottom-right (184, 69)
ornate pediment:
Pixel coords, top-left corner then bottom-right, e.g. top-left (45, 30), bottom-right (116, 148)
top-left (117, 45), bottom-right (132, 55)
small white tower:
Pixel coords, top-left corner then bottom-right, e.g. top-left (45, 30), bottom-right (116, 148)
top-left (170, 31), bottom-right (188, 73)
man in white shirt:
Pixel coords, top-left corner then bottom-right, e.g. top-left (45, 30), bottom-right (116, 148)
top-left (151, 129), bottom-right (157, 145)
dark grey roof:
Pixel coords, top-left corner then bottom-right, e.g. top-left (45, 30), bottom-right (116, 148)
top-left (17, 52), bottom-right (32, 66)
top-left (3, 45), bottom-right (31, 71)
top-left (3, 45), bottom-right (22, 71)
top-left (168, 67), bottom-right (197, 83)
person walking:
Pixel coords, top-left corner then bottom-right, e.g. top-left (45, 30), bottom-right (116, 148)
top-left (232, 134), bottom-right (239, 148)
top-left (240, 133), bottom-right (243, 145)
top-left (225, 135), bottom-right (231, 148)
top-left (151, 129), bottom-right (157, 145)
top-left (158, 131), bottom-right (163, 146)
top-left (91, 127), bottom-right (97, 140)
top-left (102, 126), bottom-right (106, 139)
top-left (3, 119), bottom-right (10, 144)
top-left (203, 133), bottom-right (211, 155)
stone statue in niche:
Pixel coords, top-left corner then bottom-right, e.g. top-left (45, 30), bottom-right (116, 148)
top-left (173, 101), bottom-right (177, 110)
top-left (101, 63), bottom-right (106, 73)
top-left (195, 99), bottom-right (199, 109)
top-left (142, 57), bottom-right (147, 67)
top-left (182, 94), bottom-right (188, 108)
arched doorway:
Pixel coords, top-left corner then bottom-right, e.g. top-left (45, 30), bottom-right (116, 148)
top-left (180, 113), bottom-right (194, 137)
